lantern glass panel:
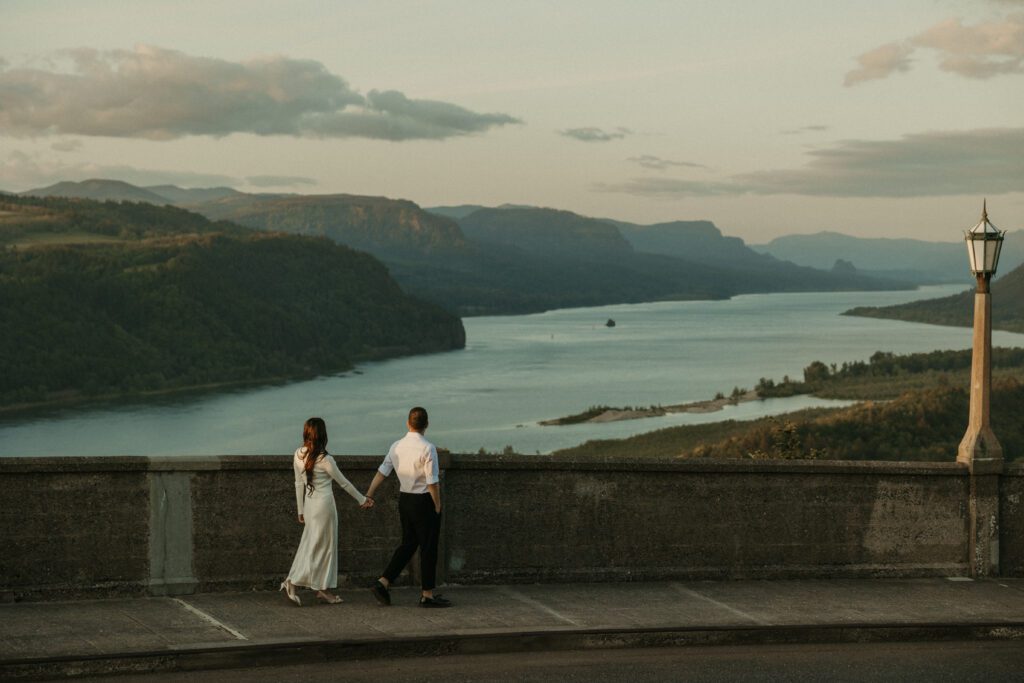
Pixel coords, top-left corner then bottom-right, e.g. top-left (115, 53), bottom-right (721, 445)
top-left (971, 239), bottom-right (987, 273)
top-left (987, 238), bottom-right (1002, 273)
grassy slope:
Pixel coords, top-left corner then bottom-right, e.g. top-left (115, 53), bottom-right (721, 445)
top-left (552, 349), bottom-right (1024, 462)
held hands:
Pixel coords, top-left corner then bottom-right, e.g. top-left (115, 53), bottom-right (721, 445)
top-left (360, 496), bottom-right (375, 510)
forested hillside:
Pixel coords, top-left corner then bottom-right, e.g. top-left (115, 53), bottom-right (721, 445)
top-left (844, 263), bottom-right (1024, 333)
top-left (0, 196), bottom-right (464, 408)
top-left (1, 193), bottom-right (248, 245)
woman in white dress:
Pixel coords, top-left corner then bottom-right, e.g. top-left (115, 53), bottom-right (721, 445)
top-left (280, 417), bottom-right (372, 606)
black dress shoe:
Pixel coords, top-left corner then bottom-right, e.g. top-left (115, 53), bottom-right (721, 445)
top-left (371, 580), bottom-right (391, 606)
top-left (419, 595), bottom-right (451, 608)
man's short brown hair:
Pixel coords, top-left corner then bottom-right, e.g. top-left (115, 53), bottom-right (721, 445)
top-left (408, 406), bottom-right (429, 432)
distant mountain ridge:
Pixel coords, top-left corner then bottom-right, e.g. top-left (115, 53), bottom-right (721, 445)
top-left (20, 178), bottom-right (911, 315)
top-left (611, 218), bottom-right (778, 268)
top-left (23, 178), bottom-right (246, 207)
top-left (24, 179), bottom-right (171, 204)
top-left (754, 231), bottom-right (1024, 285)
top-left (145, 184), bottom-right (243, 205)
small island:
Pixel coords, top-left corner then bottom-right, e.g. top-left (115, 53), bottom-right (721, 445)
top-left (540, 389), bottom-right (760, 426)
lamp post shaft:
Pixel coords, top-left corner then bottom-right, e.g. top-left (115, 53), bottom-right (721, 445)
top-left (957, 273), bottom-right (1003, 468)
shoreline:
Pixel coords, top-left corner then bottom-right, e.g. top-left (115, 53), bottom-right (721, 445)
top-left (0, 375), bottom-right (306, 416)
top-left (0, 342), bottom-right (466, 418)
top-left (540, 390), bottom-right (761, 426)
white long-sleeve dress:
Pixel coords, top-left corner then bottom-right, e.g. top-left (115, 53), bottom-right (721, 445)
top-left (287, 448), bottom-right (366, 590)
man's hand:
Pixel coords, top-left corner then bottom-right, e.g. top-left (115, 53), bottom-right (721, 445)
top-left (360, 497), bottom-right (374, 510)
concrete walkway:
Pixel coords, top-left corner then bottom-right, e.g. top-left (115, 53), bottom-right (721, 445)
top-left (3, 578), bottom-right (1024, 679)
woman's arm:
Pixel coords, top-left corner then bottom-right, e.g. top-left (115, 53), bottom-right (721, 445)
top-left (323, 456), bottom-right (367, 505)
top-left (293, 455), bottom-right (306, 521)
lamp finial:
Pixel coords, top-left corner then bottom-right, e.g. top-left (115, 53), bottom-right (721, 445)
top-left (983, 198), bottom-right (988, 222)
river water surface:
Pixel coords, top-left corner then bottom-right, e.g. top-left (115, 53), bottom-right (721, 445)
top-left (4, 285), bottom-right (1022, 457)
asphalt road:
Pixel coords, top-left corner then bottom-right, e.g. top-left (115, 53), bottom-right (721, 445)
top-left (76, 640), bottom-right (1024, 683)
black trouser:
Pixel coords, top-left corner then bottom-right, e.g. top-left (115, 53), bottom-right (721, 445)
top-left (382, 492), bottom-right (441, 591)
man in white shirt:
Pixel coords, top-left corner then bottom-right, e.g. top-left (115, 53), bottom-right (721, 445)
top-left (364, 406), bottom-right (450, 608)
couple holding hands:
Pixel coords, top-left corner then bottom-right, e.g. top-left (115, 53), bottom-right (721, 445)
top-left (279, 407), bottom-right (450, 608)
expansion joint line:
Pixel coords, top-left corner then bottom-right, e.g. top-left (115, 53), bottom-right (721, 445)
top-left (498, 587), bottom-right (581, 626)
top-left (669, 583), bottom-right (770, 626)
top-left (171, 597), bottom-right (249, 640)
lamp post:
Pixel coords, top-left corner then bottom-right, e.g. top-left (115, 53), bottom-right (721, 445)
top-left (957, 200), bottom-right (1005, 469)
top-left (958, 200), bottom-right (1005, 578)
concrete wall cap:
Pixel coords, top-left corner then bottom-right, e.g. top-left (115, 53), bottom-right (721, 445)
top-left (0, 454), bottom-right (973, 475)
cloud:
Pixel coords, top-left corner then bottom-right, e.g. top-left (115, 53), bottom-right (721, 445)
top-left (50, 139), bottom-right (83, 152)
top-left (246, 175), bottom-right (317, 188)
top-left (781, 125), bottom-right (830, 135)
top-left (0, 150), bottom-right (239, 190)
top-left (304, 89), bottom-right (521, 141)
top-left (626, 155), bottom-right (708, 171)
top-left (844, 42), bottom-right (914, 86)
top-left (845, 14), bottom-right (1024, 85)
top-left (913, 15), bottom-right (1024, 78)
top-left (592, 177), bottom-right (734, 197)
top-left (560, 126), bottom-right (631, 142)
top-left (0, 45), bottom-right (520, 141)
top-left (595, 127), bottom-right (1024, 198)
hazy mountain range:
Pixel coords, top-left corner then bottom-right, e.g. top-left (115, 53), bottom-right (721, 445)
top-left (753, 231), bottom-right (1024, 285)
top-left (23, 179), bottom-right (243, 206)
top-left (17, 178), bottom-right (911, 315)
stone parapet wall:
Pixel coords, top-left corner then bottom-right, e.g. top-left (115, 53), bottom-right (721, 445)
top-left (0, 454), bottom-right (1011, 600)
top-left (443, 457), bottom-right (970, 583)
top-left (1000, 462), bottom-right (1024, 577)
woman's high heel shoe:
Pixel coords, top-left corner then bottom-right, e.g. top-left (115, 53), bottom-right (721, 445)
top-left (279, 580), bottom-right (301, 606)
top-left (316, 590), bottom-right (343, 604)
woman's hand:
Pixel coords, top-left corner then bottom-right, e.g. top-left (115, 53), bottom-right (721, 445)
top-left (298, 514), bottom-right (305, 524)
top-left (360, 496), bottom-right (374, 510)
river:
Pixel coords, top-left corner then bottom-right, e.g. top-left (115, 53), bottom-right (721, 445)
top-left (3, 284), bottom-right (1021, 457)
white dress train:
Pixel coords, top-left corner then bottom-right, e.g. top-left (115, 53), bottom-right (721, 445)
top-left (287, 448), bottom-right (366, 590)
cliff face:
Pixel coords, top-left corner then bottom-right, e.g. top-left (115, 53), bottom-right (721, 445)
top-left (192, 193), bottom-right (468, 256)
top-left (459, 207), bottom-right (634, 261)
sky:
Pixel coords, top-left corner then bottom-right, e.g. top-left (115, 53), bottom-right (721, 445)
top-left (1, 0), bottom-right (1023, 242)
